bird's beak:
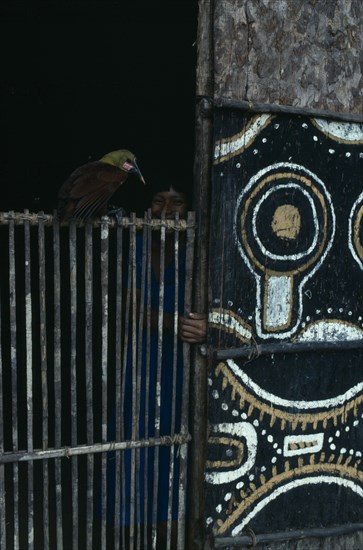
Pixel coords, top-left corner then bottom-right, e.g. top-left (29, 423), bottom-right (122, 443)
top-left (133, 160), bottom-right (146, 185)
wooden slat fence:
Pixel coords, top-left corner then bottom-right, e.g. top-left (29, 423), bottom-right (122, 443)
top-left (0, 210), bottom-right (195, 550)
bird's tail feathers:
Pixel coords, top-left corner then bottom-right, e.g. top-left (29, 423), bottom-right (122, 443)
top-left (72, 189), bottom-right (111, 221)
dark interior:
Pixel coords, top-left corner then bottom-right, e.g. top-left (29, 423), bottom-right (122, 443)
top-left (1, 0), bottom-right (198, 216)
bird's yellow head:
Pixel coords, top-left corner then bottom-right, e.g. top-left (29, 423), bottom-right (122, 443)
top-left (100, 149), bottom-right (145, 184)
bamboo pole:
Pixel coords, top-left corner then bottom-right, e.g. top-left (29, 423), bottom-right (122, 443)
top-left (151, 213), bottom-right (166, 549)
top-left (129, 213), bottom-right (137, 547)
top-left (0, 433), bottom-right (191, 464)
top-left (177, 212), bottom-right (196, 550)
top-left (135, 216), bottom-right (148, 548)
top-left (85, 222), bottom-right (94, 548)
top-left (143, 209), bottom-right (153, 549)
top-left (113, 220), bottom-right (123, 550)
top-left (38, 213), bottom-right (49, 549)
top-left (24, 212), bottom-right (35, 550)
top-left (69, 222), bottom-right (79, 549)
top-left (53, 212), bottom-right (63, 550)
top-left (166, 212), bottom-right (180, 550)
top-left (9, 212), bottom-right (19, 550)
top-left (100, 218), bottom-right (109, 550)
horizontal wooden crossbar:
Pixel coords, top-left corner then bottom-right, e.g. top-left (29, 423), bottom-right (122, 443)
top-left (0, 432), bottom-right (192, 464)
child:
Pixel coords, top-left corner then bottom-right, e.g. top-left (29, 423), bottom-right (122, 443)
top-left (107, 183), bottom-right (206, 549)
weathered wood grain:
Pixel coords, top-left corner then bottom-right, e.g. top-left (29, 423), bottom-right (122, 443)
top-left (213, 0), bottom-right (363, 115)
top-left (196, 0), bottom-right (214, 97)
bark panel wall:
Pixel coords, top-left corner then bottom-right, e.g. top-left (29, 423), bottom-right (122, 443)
top-left (213, 0), bottom-right (363, 115)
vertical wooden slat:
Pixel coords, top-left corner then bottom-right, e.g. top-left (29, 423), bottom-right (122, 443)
top-left (53, 212), bottom-right (63, 550)
top-left (152, 214), bottom-right (166, 550)
top-left (177, 211), bottom-right (195, 550)
top-left (24, 212), bottom-right (34, 550)
top-left (166, 213), bottom-right (180, 550)
top-left (38, 213), bottom-right (49, 549)
top-left (121, 222), bottom-right (133, 548)
top-left (143, 209), bottom-right (152, 549)
top-left (114, 221), bottom-right (123, 550)
top-left (129, 213), bottom-right (137, 548)
top-left (100, 218), bottom-right (109, 550)
top-left (0, 282), bottom-right (5, 550)
top-left (69, 222), bottom-right (78, 550)
top-left (135, 216), bottom-right (148, 549)
top-left (85, 222), bottom-right (94, 548)
top-left (9, 213), bottom-right (19, 550)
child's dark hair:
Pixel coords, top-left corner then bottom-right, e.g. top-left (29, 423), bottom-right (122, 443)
top-left (145, 178), bottom-right (192, 208)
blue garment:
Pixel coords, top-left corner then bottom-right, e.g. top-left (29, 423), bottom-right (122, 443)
top-left (106, 233), bottom-right (186, 526)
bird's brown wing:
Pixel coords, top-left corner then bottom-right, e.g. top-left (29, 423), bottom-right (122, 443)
top-left (58, 161), bottom-right (126, 199)
top-left (58, 161), bottom-right (128, 220)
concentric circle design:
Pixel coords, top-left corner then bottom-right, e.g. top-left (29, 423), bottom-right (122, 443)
top-left (233, 163), bottom-right (336, 337)
top-left (235, 164), bottom-right (334, 276)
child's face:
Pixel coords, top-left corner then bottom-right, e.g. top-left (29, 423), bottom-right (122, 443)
top-left (151, 188), bottom-right (188, 219)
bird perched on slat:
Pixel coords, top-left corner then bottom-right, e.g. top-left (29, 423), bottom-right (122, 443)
top-left (57, 149), bottom-right (145, 222)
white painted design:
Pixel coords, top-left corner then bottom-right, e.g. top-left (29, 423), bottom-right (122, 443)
top-left (296, 320), bottom-right (363, 342)
top-left (234, 162), bottom-right (336, 339)
top-left (231, 476), bottom-right (363, 536)
top-left (226, 358), bottom-right (363, 410)
top-left (283, 433), bottom-right (324, 457)
top-left (253, 184), bottom-right (319, 261)
top-left (349, 191), bottom-right (363, 269)
top-left (313, 118), bottom-right (363, 143)
top-left (214, 114), bottom-right (273, 160)
top-left (265, 275), bottom-right (291, 329)
top-left (205, 422), bottom-right (257, 485)
top-left (209, 310), bottom-right (252, 341)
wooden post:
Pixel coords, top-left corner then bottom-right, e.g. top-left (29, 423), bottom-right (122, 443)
top-left (188, 0), bottom-right (214, 549)
top-left (194, 1), bottom-right (363, 549)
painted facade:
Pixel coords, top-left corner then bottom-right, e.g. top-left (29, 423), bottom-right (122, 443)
top-left (206, 110), bottom-right (363, 537)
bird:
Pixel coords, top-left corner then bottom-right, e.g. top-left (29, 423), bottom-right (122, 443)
top-left (57, 149), bottom-right (145, 222)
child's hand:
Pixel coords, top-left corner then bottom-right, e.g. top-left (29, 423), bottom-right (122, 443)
top-left (179, 313), bottom-right (207, 343)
